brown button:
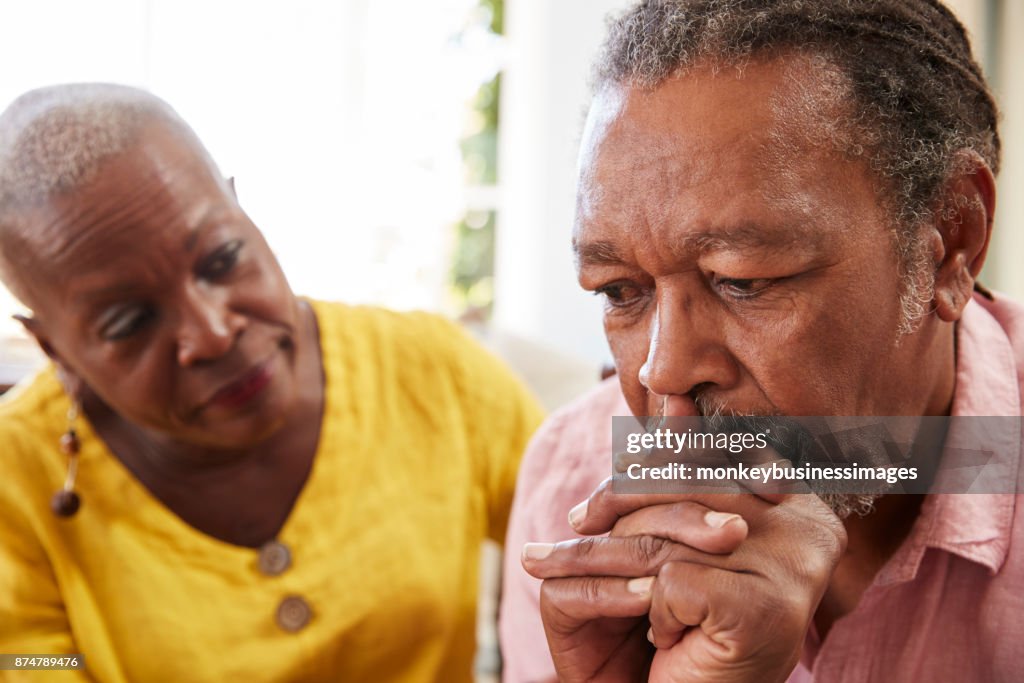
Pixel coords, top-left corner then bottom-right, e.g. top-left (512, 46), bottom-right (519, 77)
top-left (276, 595), bottom-right (312, 632)
top-left (258, 540), bottom-right (292, 576)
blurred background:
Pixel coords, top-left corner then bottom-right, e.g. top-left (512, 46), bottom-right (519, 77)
top-left (1, 0), bottom-right (1022, 403)
top-left (0, 1), bottom-right (1019, 680)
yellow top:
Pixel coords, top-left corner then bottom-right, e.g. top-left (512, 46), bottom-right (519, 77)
top-left (0, 300), bottom-right (543, 682)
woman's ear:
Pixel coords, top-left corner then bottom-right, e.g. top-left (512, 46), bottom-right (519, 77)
top-left (14, 313), bottom-right (56, 359)
top-left (14, 314), bottom-right (85, 398)
top-left (932, 151), bottom-right (996, 323)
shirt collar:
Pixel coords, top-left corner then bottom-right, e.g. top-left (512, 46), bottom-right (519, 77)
top-left (877, 295), bottom-right (1020, 584)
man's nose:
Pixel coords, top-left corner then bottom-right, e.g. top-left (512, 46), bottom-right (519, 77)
top-left (637, 290), bottom-right (739, 400)
top-left (175, 284), bottom-right (246, 367)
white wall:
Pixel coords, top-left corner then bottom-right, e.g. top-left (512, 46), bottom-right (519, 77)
top-left (494, 0), bottom-right (632, 366)
top-left (990, 1), bottom-right (1024, 298)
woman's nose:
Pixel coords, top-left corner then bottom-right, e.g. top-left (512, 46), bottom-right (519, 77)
top-left (175, 285), bottom-right (246, 366)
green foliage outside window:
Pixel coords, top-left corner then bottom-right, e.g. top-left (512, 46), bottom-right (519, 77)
top-left (450, 0), bottom-right (503, 317)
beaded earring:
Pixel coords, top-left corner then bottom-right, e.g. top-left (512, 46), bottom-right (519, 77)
top-left (51, 401), bottom-right (82, 517)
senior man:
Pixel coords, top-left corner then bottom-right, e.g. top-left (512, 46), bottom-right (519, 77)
top-left (500, 0), bottom-right (1022, 681)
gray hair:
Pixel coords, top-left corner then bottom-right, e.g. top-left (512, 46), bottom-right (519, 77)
top-left (595, 0), bottom-right (1000, 332)
top-left (0, 83), bottom-right (204, 305)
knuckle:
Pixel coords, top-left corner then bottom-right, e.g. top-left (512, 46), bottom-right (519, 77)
top-left (669, 500), bottom-right (704, 519)
top-left (657, 559), bottom-right (686, 582)
top-left (579, 576), bottom-right (606, 605)
top-left (633, 534), bottom-right (670, 567)
top-left (575, 536), bottom-right (600, 559)
top-left (801, 519), bottom-right (846, 573)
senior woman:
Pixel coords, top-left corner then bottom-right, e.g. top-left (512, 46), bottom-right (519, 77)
top-left (0, 84), bottom-right (543, 682)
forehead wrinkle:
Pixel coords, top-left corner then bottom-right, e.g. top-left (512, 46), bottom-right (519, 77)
top-left (576, 64), bottom-right (842, 274)
top-left (30, 177), bottom-right (171, 271)
top-left (682, 221), bottom-right (824, 256)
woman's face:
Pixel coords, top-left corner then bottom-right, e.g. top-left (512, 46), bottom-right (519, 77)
top-left (19, 123), bottom-right (306, 450)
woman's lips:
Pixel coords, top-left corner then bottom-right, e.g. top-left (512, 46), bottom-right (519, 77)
top-left (207, 359), bottom-right (274, 410)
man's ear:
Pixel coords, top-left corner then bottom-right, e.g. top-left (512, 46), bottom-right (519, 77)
top-left (931, 151), bottom-right (996, 323)
top-left (13, 314), bottom-right (85, 397)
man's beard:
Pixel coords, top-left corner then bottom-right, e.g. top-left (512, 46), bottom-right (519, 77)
top-left (818, 492), bottom-right (878, 519)
top-left (692, 394), bottom-right (882, 520)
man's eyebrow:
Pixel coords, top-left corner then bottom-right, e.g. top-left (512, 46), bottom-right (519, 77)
top-left (685, 223), bottom-right (818, 253)
top-left (575, 223), bottom-right (820, 265)
top-left (574, 239), bottom-right (625, 265)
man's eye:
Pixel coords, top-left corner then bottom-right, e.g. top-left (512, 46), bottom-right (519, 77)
top-left (713, 276), bottom-right (775, 299)
top-left (200, 240), bottom-right (243, 279)
top-left (100, 305), bottom-right (154, 341)
top-left (595, 282), bottom-right (645, 308)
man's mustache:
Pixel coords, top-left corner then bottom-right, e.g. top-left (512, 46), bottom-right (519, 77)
top-left (643, 393), bottom-right (821, 468)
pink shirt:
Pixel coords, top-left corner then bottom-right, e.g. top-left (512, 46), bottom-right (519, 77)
top-left (500, 293), bottom-right (1024, 682)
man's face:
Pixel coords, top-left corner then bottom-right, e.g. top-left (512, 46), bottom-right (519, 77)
top-left (575, 58), bottom-right (944, 420)
top-left (19, 123), bottom-right (305, 449)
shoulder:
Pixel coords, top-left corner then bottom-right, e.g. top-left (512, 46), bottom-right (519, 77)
top-left (529, 377), bottom-right (629, 455)
top-left (0, 366), bottom-right (66, 462)
top-left (516, 378), bottom-right (628, 500)
top-left (506, 378), bottom-right (628, 558)
top-left (961, 293), bottom-right (1024, 410)
top-left (978, 293), bottom-right (1024, 370)
top-left (0, 367), bottom-right (67, 517)
top-left (309, 299), bottom-right (481, 369)
top-left (309, 298), bottom-right (541, 423)
top-left (0, 364), bottom-right (64, 421)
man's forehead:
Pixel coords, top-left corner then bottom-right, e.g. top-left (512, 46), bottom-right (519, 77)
top-left (582, 63), bottom-right (782, 149)
top-left (579, 54), bottom-right (855, 176)
top-left (574, 57), bottom-right (869, 260)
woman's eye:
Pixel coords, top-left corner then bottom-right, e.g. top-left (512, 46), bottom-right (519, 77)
top-left (200, 240), bottom-right (243, 279)
top-left (100, 305), bottom-right (154, 341)
top-left (595, 282), bottom-right (645, 308)
top-left (713, 276), bottom-right (775, 299)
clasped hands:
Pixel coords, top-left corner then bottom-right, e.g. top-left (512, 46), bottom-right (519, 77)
top-left (522, 477), bottom-right (847, 683)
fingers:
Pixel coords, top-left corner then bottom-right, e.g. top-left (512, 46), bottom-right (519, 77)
top-left (539, 577), bottom-right (657, 683)
top-left (646, 561), bottom-right (738, 651)
top-left (568, 477), bottom-right (687, 535)
top-left (642, 563), bottom-right (808, 683)
top-left (570, 477), bottom-right (772, 536)
top-left (523, 535), bottom-right (735, 580)
top-left (540, 575), bottom-right (655, 631)
top-left (609, 501), bottom-right (748, 554)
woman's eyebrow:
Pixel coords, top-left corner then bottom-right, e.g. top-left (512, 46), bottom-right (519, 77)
top-left (72, 282), bottom-right (143, 309)
top-left (182, 204), bottom-right (240, 252)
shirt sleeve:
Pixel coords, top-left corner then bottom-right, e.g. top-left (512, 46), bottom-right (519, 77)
top-left (497, 415), bottom-right (567, 683)
top-left (498, 378), bottom-right (624, 683)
